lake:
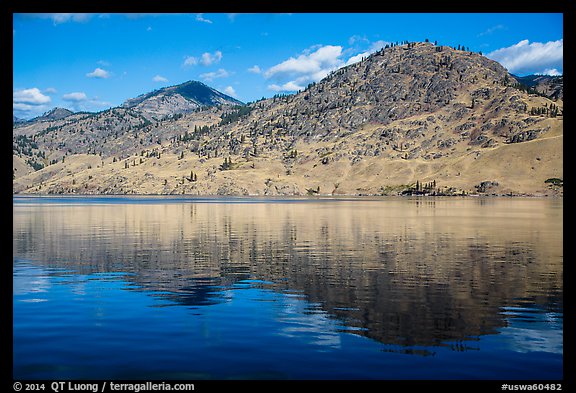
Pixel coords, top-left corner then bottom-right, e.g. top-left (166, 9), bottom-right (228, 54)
top-left (12, 196), bottom-right (563, 380)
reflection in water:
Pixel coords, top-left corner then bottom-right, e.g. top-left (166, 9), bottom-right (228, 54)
top-left (13, 196), bottom-right (563, 379)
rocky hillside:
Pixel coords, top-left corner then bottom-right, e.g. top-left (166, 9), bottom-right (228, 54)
top-left (13, 42), bottom-right (563, 196)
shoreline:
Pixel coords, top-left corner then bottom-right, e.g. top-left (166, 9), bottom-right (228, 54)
top-left (12, 192), bottom-right (563, 199)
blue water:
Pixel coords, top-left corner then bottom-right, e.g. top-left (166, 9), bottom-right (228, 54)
top-left (12, 196), bottom-right (563, 380)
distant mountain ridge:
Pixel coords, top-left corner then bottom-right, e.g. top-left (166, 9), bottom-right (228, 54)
top-left (13, 107), bottom-right (75, 125)
top-left (512, 74), bottom-right (563, 101)
top-left (13, 115), bottom-right (26, 124)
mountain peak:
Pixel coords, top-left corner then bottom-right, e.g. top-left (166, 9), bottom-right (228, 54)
top-left (31, 107), bottom-right (74, 122)
top-left (122, 80), bottom-right (243, 118)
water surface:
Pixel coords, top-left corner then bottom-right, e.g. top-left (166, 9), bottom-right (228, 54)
top-left (13, 196), bottom-right (563, 379)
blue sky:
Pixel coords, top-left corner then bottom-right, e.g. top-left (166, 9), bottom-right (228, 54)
top-left (13, 13), bottom-right (563, 119)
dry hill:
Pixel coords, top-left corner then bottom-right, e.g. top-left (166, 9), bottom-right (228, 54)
top-left (13, 42), bottom-right (563, 196)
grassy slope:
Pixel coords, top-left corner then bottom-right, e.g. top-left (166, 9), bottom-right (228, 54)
top-left (14, 117), bottom-right (562, 196)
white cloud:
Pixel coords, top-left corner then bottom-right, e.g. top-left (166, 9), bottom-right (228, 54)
top-left (13, 103), bottom-right (40, 112)
top-left (61, 92), bottom-right (111, 112)
top-left (86, 67), bottom-right (110, 79)
top-left (248, 65), bottom-right (261, 74)
top-left (183, 56), bottom-right (198, 67)
top-left (152, 75), bottom-right (168, 82)
top-left (62, 92), bottom-right (88, 102)
top-left (24, 13), bottom-right (93, 25)
top-left (346, 40), bottom-right (389, 65)
top-left (537, 68), bottom-right (562, 76)
top-left (268, 81), bottom-right (305, 92)
top-left (264, 45), bottom-right (341, 92)
top-left (348, 35), bottom-right (368, 46)
top-left (223, 86), bottom-right (237, 97)
top-left (196, 13), bottom-right (213, 24)
top-left (345, 52), bottom-right (370, 66)
top-left (263, 42), bottom-right (389, 92)
top-left (183, 51), bottom-right (222, 67)
top-left (477, 24), bottom-right (506, 37)
top-left (19, 13), bottom-right (190, 25)
top-left (78, 98), bottom-right (111, 112)
top-left (43, 87), bottom-right (58, 94)
top-left (200, 50), bottom-right (222, 66)
top-left (13, 87), bottom-right (52, 119)
top-left (200, 68), bottom-right (230, 82)
top-left (265, 45), bottom-right (343, 80)
top-left (13, 102), bottom-right (52, 120)
top-left (487, 39), bottom-right (563, 75)
top-left (13, 88), bottom-right (52, 105)
top-left (369, 40), bottom-right (388, 52)
top-left (52, 13), bottom-right (92, 23)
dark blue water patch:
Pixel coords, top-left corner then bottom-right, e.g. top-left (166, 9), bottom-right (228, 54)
top-left (13, 259), bottom-right (563, 380)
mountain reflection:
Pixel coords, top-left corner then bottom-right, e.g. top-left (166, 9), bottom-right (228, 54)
top-left (13, 197), bottom-right (563, 348)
